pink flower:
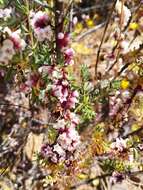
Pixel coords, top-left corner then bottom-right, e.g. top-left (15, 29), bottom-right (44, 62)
top-left (52, 78), bottom-right (70, 103)
top-left (57, 32), bottom-right (70, 48)
top-left (58, 32), bottom-right (64, 39)
top-left (19, 83), bottom-right (31, 93)
top-left (110, 171), bottom-right (125, 184)
top-left (64, 111), bottom-right (80, 125)
top-left (65, 48), bottom-right (75, 57)
top-left (1, 27), bottom-right (26, 52)
top-left (67, 96), bottom-right (78, 109)
top-left (65, 90), bottom-right (79, 109)
top-left (10, 31), bottom-right (26, 50)
top-left (57, 127), bottom-right (80, 152)
top-left (64, 48), bottom-right (75, 65)
top-left (30, 11), bottom-right (52, 41)
top-left (72, 90), bottom-right (79, 97)
top-left (41, 144), bottom-right (53, 157)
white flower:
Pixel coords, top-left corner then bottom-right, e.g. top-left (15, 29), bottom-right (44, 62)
top-left (0, 8), bottom-right (12, 20)
top-left (50, 153), bottom-right (58, 163)
top-left (122, 90), bottom-right (130, 99)
top-left (53, 119), bottom-right (66, 130)
top-left (62, 80), bottom-right (69, 86)
top-left (0, 39), bottom-right (15, 64)
top-left (120, 40), bottom-right (129, 54)
top-left (120, 37), bottom-right (142, 54)
top-left (3, 39), bottom-right (14, 48)
top-left (110, 171), bottom-right (124, 184)
top-left (73, 16), bottom-right (78, 25)
top-left (129, 36), bottom-right (143, 52)
top-left (53, 143), bottom-right (65, 156)
top-left (111, 138), bottom-right (127, 152)
top-left (35, 25), bottom-right (53, 41)
top-left (59, 88), bottom-right (69, 103)
top-left (100, 79), bottom-right (109, 89)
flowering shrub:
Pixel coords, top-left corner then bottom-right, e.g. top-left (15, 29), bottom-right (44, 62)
top-left (0, 0), bottom-right (143, 189)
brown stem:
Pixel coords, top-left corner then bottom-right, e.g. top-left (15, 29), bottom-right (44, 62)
top-left (105, 0), bottom-right (125, 74)
top-left (55, 0), bottom-right (64, 64)
top-left (95, 0), bottom-right (118, 79)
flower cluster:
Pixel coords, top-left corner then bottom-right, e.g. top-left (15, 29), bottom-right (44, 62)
top-left (41, 111), bottom-right (80, 163)
top-left (0, 28), bottom-right (26, 65)
top-left (109, 87), bottom-right (131, 117)
top-left (30, 11), bottom-right (52, 42)
top-left (39, 30), bottom-right (80, 164)
top-left (52, 78), bottom-right (79, 109)
top-left (57, 32), bottom-right (75, 66)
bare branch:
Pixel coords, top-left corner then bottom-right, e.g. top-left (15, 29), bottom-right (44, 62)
top-left (95, 0), bottom-right (118, 78)
top-left (70, 170), bottom-right (143, 189)
top-left (32, 0), bottom-right (54, 11)
top-left (76, 22), bottom-right (106, 41)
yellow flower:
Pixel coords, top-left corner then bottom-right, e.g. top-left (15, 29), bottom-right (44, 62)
top-left (86, 19), bottom-right (94, 28)
top-left (129, 22), bottom-right (139, 30)
top-left (72, 42), bottom-right (93, 55)
top-left (121, 79), bottom-right (130, 89)
top-left (111, 40), bottom-right (117, 46)
top-left (74, 22), bottom-right (83, 34)
top-left (77, 173), bottom-right (88, 179)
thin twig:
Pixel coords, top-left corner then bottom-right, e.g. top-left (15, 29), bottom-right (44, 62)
top-left (123, 125), bottom-right (143, 139)
top-left (70, 170), bottom-right (143, 189)
top-left (105, 0), bottom-right (125, 74)
top-left (76, 22), bottom-right (106, 41)
top-left (73, 2), bottom-right (113, 14)
top-left (106, 1), bottom-right (142, 74)
top-left (32, 0), bottom-right (54, 11)
top-left (55, 0), bottom-right (64, 64)
top-left (95, 0), bottom-right (118, 78)
top-left (0, 103), bottom-right (30, 110)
